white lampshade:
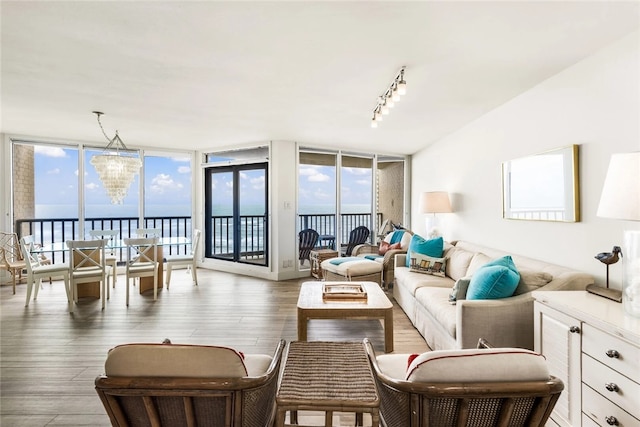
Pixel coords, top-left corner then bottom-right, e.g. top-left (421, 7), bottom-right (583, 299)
top-left (597, 152), bottom-right (640, 221)
top-left (420, 192), bottom-right (452, 214)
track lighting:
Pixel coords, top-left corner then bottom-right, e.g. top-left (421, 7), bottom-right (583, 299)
top-left (371, 67), bottom-right (406, 127)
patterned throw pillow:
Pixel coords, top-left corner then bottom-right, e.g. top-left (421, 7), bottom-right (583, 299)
top-left (409, 254), bottom-right (447, 277)
top-left (378, 241), bottom-right (401, 255)
top-left (406, 235), bottom-right (444, 267)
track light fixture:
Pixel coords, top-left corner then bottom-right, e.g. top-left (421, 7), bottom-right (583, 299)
top-left (371, 67), bottom-right (406, 128)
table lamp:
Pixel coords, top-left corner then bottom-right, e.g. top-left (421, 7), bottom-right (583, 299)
top-left (420, 191), bottom-right (452, 239)
top-left (596, 152), bottom-right (640, 316)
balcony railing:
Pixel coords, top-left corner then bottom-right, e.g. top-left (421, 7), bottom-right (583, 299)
top-left (14, 212), bottom-right (382, 264)
top-left (15, 216), bottom-right (191, 264)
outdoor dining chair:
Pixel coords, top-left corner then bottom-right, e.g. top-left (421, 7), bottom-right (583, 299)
top-left (66, 239), bottom-right (110, 311)
top-left (124, 237), bottom-right (159, 306)
top-left (21, 236), bottom-right (71, 311)
top-left (165, 229), bottom-right (201, 287)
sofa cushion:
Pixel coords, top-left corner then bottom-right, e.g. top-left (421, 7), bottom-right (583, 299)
top-left (444, 246), bottom-right (475, 281)
top-left (105, 343), bottom-right (249, 377)
top-left (467, 256), bottom-right (520, 300)
top-left (396, 267), bottom-right (454, 295)
top-left (406, 235), bottom-right (443, 267)
top-left (322, 258), bottom-right (382, 277)
top-left (449, 277), bottom-right (471, 303)
top-left (409, 255), bottom-right (446, 277)
top-left (415, 287), bottom-right (457, 338)
top-left (466, 252), bottom-right (492, 276)
top-left (406, 347), bottom-right (549, 382)
top-left (513, 270), bottom-right (553, 295)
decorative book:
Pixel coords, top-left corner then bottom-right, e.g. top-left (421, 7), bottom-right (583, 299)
top-left (322, 283), bottom-right (368, 300)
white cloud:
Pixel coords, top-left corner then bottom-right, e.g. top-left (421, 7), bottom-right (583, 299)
top-left (356, 179), bottom-right (369, 185)
top-left (34, 146), bottom-right (67, 158)
top-left (299, 167), bottom-right (317, 176)
top-left (239, 171), bottom-right (249, 180)
top-left (177, 166), bottom-right (190, 174)
top-left (309, 173), bottom-right (330, 182)
top-left (85, 182), bottom-right (100, 190)
top-left (250, 175), bottom-right (265, 190)
top-left (172, 157), bottom-right (190, 163)
top-left (225, 181), bottom-right (234, 189)
top-left (47, 168), bottom-right (60, 175)
top-left (343, 167), bottom-right (369, 176)
top-left (149, 173), bottom-right (184, 194)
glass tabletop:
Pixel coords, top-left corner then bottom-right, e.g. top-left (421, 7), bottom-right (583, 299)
top-left (34, 237), bottom-right (191, 253)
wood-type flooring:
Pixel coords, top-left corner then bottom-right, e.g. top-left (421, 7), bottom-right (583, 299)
top-left (1, 268), bottom-right (428, 426)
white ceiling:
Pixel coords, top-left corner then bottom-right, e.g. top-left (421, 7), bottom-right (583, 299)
top-left (2, 1), bottom-right (639, 155)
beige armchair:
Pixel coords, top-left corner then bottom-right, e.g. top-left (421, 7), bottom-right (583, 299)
top-left (96, 339), bottom-right (285, 427)
top-left (352, 228), bottom-right (413, 288)
top-left (364, 338), bottom-right (563, 427)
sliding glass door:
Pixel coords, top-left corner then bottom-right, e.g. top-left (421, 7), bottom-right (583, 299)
top-left (204, 163), bottom-right (268, 266)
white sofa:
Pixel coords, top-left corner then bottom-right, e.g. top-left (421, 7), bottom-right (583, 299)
top-left (393, 240), bottom-right (593, 350)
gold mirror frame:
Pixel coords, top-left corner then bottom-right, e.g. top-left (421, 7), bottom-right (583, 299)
top-left (502, 145), bottom-right (580, 222)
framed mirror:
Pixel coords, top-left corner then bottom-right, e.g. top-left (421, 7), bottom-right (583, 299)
top-left (502, 145), bottom-right (580, 222)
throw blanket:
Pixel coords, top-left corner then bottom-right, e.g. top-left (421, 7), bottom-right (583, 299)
top-left (389, 230), bottom-right (405, 245)
top-left (364, 255), bottom-right (383, 261)
top-left (329, 257), bottom-right (362, 265)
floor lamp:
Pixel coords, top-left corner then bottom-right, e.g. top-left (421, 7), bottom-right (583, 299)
top-left (420, 192), bottom-right (452, 239)
top-left (596, 152), bottom-right (640, 316)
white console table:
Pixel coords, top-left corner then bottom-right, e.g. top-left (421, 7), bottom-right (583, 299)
top-left (533, 291), bottom-right (640, 427)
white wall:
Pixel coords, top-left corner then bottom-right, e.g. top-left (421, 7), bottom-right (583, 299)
top-left (411, 31), bottom-right (640, 290)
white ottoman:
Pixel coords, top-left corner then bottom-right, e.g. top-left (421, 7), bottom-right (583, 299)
top-left (320, 257), bottom-right (383, 286)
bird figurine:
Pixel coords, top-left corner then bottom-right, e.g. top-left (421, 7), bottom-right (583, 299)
top-left (595, 246), bottom-right (623, 288)
top-left (595, 246), bottom-right (623, 265)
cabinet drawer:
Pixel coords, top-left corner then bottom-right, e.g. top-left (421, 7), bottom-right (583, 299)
top-left (582, 413), bottom-right (599, 427)
top-left (582, 324), bottom-right (640, 380)
top-left (582, 384), bottom-right (639, 427)
top-left (582, 354), bottom-right (640, 419)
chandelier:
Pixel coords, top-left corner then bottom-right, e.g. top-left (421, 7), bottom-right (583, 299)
top-left (90, 111), bottom-right (142, 204)
top-left (371, 67), bottom-right (407, 128)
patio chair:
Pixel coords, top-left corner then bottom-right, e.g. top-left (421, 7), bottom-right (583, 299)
top-left (0, 231), bottom-right (26, 294)
top-left (364, 338), bottom-right (563, 427)
top-left (67, 239), bottom-right (110, 311)
top-left (95, 339), bottom-right (286, 427)
top-left (21, 236), bottom-right (72, 311)
top-left (165, 229), bottom-right (201, 287)
top-left (298, 228), bottom-right (319, 266)
top-left (340, 225), bottom-right (370, 256)
top-left (124, 237), bottom-right (159, 305)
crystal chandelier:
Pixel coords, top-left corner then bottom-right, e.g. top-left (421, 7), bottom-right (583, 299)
top-left (90, 111), bottom-right (142, 204)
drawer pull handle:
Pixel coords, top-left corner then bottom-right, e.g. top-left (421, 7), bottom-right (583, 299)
top-left (569, 326), bottom-right (580, 333)
top-left (606, 349), bottom-right (620, 358)
top-left (605, 383), bottom-right (619, 392)
top-left (605, 416), bottom-right (619, 426)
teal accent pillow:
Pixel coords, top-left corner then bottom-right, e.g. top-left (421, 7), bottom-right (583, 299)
top-left (466, 256), bottom-right (520, 300)
top-left (405, 235), bottom-right (443, 267)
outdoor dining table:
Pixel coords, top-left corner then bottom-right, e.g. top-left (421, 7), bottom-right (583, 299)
top-left (34, 237), bottom-right (191, 298)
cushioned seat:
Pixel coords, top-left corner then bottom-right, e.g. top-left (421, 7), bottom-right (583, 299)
top-left (96, 340), bottom-right (285, 427)
top-left (321, 257), bottom-right (383, 286)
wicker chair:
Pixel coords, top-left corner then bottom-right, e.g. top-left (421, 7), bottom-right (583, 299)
top-left (0, 231), bottom-right (26, 294)
top-left (96, 339), bottom-right (285, 427)
top-left (352, 228), bottom-right (413, 287)
top-left (364, 338), bottom-right (563, 427)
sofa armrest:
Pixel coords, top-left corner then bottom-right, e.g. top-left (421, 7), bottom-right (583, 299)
top-left (395, 253), bottom-right (407, 269)
top-left (353, 244), bottom-right (378, 256)
top-left (456, 294), bottom-right (535, 350)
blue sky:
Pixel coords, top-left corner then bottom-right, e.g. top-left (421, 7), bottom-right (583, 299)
top-left (31, 145), bottom-right (372, 217)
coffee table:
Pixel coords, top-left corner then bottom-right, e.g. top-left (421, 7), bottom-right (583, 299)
top-left (297, 281), bottom-right (394, 353)
top-left (275, 341), bottom-right (380, 427)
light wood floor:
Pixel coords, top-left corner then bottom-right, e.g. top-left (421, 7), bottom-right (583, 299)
top-left (0, 268), bottom-right (429, 426)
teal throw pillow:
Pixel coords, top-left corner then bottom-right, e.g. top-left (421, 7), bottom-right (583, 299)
top-left (466, 256), bottom-right (520, 300)
top-left (406, 235), bottom-right (443, 267)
